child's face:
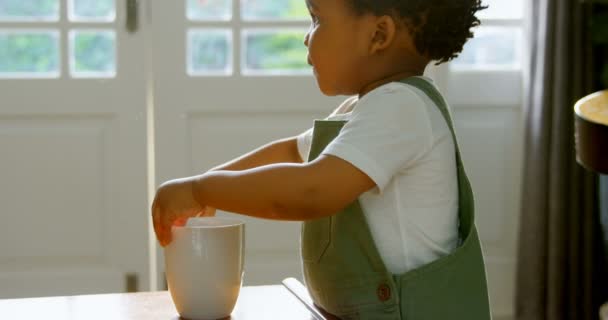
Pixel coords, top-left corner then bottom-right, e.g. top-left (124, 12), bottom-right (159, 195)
top-left (304, 0), bottom-right (372, 96)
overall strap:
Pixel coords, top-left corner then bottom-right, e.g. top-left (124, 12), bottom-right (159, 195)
top-left (398, 77), bottom-right (475, 242)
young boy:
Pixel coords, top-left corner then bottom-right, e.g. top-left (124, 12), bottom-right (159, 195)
top-left (153, 0), bottom-right (491, 318)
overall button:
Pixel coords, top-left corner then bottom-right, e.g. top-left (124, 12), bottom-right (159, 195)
top-left (377, 283), bottom-right (391, 301)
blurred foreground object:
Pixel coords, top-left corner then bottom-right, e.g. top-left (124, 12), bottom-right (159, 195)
top-left (575, 89), bottom-right (608, 174)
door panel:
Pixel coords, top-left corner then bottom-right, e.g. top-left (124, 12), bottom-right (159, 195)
top-left (0, 0), bottom-right (149, 298)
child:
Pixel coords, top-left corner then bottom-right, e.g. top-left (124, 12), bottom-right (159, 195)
top-left (152, 0), bottom-right (491, 318)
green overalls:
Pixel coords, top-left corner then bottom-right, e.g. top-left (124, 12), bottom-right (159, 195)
top-left (301, 77), bottom-right (492, 319)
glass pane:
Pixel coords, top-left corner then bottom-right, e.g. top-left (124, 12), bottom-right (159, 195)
top-left (70, 30), bottom-right (116, 78)
top-left (69, 0), bottom-right (115, 22)
top-left (450, 27), bottom-right (522, 70)
top-left (243, 29), bottom-right (309, 75)
top-left (0, 0), bottom-right (59, 21)
top-left (241, 0), bottom-right (308, 21)
top-left (0, 31), bottom-right (60, 78)
top-left (187, 0), bottom-right (231, 21)
top-left (478, 0), bottom-right (523, 19)
top-left (188, 29), bottom-right (232, 76)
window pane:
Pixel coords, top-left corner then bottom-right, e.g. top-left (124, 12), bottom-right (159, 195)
top-left (241, 0), bottom-right (308, 21)
top-left (0, 0), bottom-right (59, 21)
top-left (243, 29), bottom-right (309, 75)
top-left (69, 0), bottom-right (115, 22)
top-left (478, 0), bottom-right (523, 20)
top-left (450, 27), bottom-right (522, 70)
top-left (0, 31), bottom-right (59, 78)
top-left (188, 29), bottom-right (232, 76)
top-left (70, 30), bottom-right (116, 78)
top-left (187, 0), bottom-right (231, 21)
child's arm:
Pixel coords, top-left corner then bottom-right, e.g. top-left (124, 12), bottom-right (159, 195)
top-left (153, 154), bottom-right (374, 246)
top-left (209, 136), bottom-right (303, 171)
top-left (193, 155), bottom-right (374, 219)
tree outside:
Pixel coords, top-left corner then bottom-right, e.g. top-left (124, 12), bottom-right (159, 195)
top-left (2, 0), bottom-right (313, 74)
top-left (0, 32), bottom-right (58, 73)
top-left (72, 32), bottom-right (115, 74)
top-left (0, 0), bottom-right (58, 19)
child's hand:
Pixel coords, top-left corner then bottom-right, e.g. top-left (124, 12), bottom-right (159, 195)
top-left (151, 177), bottom-right (211, 247)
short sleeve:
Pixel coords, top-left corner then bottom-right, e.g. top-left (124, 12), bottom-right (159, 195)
top-left (296, 127), bottom-right (313, 162)
top-left (322, 83), bottom-right (434, 192)
top-left (296, 96), bottom-right (358, 162)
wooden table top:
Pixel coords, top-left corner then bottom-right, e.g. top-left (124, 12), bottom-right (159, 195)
top-left (0, 285), bottom-right (317, 320)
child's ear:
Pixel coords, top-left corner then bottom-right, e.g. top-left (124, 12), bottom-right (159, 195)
top-left (369, 15), bottom-right (397, 54)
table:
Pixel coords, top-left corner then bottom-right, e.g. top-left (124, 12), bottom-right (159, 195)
top-left (0, 285), bottom-right (318, 320)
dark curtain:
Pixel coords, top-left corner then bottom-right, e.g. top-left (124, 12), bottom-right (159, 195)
top-left (515, 0), bottom-right (608, 319)
top-left (603, 175), bottom-right (608, 258)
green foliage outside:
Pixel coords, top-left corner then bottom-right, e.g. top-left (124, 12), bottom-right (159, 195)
top-left (0, 33), bottom-right (58, 73)
top-left (1, 0), bottom-right (115, 74)
top-left (186, 0), bottom-right (309, 20)
top-left (2, 0), bottom-right (313, 74)
top-left (242, 0), bottom-right (308, 20)
top-left (73, 33), bottom-right (115, 73)
top-left (0, 0), bottom-right (58, 18)
top-left (247, 32), bottom-right (309, 71)
top-left (191, 33), bottom-right (229, 71)
top-left (73, 0), bottom-right (114, 19)
top-left (0, 0), bottom-right (114, 19)
top-left (189, 0), bottom-right (311, 73)
top-left (243, 0), bottom-right (310, 72)
top-left (187, 0), bottom-right (230, 20)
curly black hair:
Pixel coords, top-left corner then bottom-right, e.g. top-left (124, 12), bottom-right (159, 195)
top-left (347, 0), bottom-right (487, 64)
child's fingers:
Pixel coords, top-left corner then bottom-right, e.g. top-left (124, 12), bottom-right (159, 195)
top-left (160, 227), bottom-right (172, 247)
top-left (159, 209), bottom-right (174, 247)
top-left (173, 216), bottom-right (189, 227)
top-left (196, 207), bottom-right (214, 217)
top-left (152, 208), bottom-right (171, 247)
top-left (152, 206), bottom-right (163, 242)
top-left (160, 212), bottom-right (192, 246)
top-left (160, 215), bottom-right (190, 247)
top-left (204, 207), bottom-right (216, 216)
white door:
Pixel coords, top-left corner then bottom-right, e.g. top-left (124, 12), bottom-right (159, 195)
top-left (151, 2), bottom-right (525, 320)
top-left (0, 0), bottom-right (150, 298)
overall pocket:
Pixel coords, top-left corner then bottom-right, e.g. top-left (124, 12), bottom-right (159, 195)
top-left (301, 216), bottom-right (332, 263)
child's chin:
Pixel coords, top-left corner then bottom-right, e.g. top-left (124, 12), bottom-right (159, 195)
top-left (316, 82), bottom-right (339, 97)
top-left (320, 90), bottom-right (338, 97)
top-left (321, 89), bottom-right (345, 97)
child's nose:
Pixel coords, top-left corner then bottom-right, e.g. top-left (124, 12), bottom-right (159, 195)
top-left (303, 32), bottom-right (309, 47)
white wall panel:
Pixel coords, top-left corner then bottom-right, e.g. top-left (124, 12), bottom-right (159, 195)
top-left (0, 116), bottom-right (113, 261)
top-left (453, 106), bottom-right (523, 320)
top-left (0, 116), bottom-right (135, 298)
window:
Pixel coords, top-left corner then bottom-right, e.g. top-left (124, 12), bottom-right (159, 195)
top-left (443, 0), bottom-right (525, 106)
top-left (0, 0), bottom-right (117, 78)
top-left (186, 0), bottom-right (310, 76)
top-left (186, 0), bottom-right (525, 81)
top-left (451, 0), bottom-right (523, 70)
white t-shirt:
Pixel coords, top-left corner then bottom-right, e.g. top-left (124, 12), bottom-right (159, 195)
top-left (297, 77), bottom-right (459, 274)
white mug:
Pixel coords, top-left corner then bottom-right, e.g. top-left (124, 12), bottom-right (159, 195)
top-left (164, 217), bottom-right (245, 320)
